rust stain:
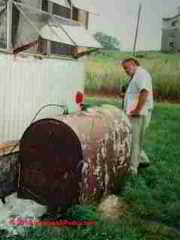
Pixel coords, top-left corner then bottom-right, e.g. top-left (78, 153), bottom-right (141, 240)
top-left (17, 105), bottom-right (132, 207)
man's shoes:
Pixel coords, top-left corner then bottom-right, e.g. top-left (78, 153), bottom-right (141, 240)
top-left (138, 162), bottom-right (150, 168)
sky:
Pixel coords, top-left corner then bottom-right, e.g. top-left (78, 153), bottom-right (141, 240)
top-left (88, 0), bottom-right (180, 51)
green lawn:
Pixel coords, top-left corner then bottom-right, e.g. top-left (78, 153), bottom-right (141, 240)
top-left (2, 98), bottom-right (180, 240)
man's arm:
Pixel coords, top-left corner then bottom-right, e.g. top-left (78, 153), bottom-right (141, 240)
top-left (129, 89), bottom-right (149, 117)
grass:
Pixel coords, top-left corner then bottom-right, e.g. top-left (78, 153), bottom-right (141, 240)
top-left (85, 51), bottom-right (180, 101)
top-left (2, 98), bottom-right (180, 240)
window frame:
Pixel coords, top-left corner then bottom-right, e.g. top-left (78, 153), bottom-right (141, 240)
top-left (2, 0), bottom-right (98, 59)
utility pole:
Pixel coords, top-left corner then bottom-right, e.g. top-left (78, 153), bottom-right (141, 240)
top-left (133, 3), bottom-right (142, 56)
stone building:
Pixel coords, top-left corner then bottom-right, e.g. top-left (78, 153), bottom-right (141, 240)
top-left (161, 7), bottom-right (180, 52)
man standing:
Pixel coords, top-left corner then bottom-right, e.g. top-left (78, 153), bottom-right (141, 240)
top-left (121, 58), bottom-right (153, 176)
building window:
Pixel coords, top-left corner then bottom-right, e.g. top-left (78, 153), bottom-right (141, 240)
top-left (72, 8), bottom-right (89, 30)
top-left (9, 1), bottom-right (98, 57)
top-left (72, 7), bottom-right (78, 21)
top-left (53, 3), bottom-right (71, 18)
top-left (169, 41), bottom-right (175, 51)
top-left (171, 20), bottom-right (177, 27)
top-left (40, 1), bottom-right (73, 56)
top-left (51, 3), bottom-right (75, 56)
top-left (42, 0), bottom-right (48, 12)
top-left (51, 41), bottom-right (75, 56)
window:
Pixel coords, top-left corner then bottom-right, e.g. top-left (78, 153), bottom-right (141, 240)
top-left (169, 42), bottom-right (174, 48)
top-left (72, 7), bottom-right (89, 29)
top-left (51, 41), bottom-right (74, 56)
top-left (71, 0), bottom-right (97, 15)
top-left (41, 0), bottom-right (73, 56)
top-left (42, 0), bottom-right (48, 12)
top-left (42, 0), bottom-right (71, 19)
top-left (72, 7), bottom-right (78, 21)
top-left (12, 3), bottom-right (20, 47)
top-left (53, 3), bottom-right (71, 18)
top-left (171, 20), bottom-right (177, 27)
top-left (37, 38), bottom-right (74, 57)
top-left (6, 1), bottom-right (101, 56)
top-left (0, 5), bottom-right (7, 48)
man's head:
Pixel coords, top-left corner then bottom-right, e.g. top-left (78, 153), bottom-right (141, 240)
top-left (121, 58), bottom-right (140, 77)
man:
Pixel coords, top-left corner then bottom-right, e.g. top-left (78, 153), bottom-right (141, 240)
top-left (121, 58), bottom-right (153, 176)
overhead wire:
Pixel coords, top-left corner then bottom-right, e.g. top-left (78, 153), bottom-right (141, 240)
top-left (4, 104), bottom-right (67, 156)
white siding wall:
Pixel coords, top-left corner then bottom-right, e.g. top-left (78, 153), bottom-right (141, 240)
top-left (0, 53), bottom-right (84, 143)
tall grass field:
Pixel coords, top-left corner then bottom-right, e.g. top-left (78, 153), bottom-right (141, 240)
top-left (85, 51), bottom-right (180, 101)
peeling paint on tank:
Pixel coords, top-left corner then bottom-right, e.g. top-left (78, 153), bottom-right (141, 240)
top-left (63, 172), bottom-right (69, 180)
top-left (104, 163), bottom-right (110, 193)
top-left (16, 104), bottom-right (132, 206)
top-left (101, 146), bottom-right (106, 159)
top-left (82, 161), bottom-right (88, 175)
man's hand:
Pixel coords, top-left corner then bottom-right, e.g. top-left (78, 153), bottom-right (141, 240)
top-left (129, 89), bottom-right (149, 118)
top-left (129, 109), bottom-right (141, 118)
top-left (119, 92), bottom-right (125, 98)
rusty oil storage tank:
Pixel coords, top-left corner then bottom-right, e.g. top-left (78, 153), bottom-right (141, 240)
top-left (18, 105), bottom-right (132, 209)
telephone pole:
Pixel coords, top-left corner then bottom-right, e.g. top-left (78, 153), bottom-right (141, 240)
top-left (133, 3), bottom-right (142, 56)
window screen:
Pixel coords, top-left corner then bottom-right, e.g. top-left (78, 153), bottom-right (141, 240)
top-left (53, 3), bottom-right (70, 18)
top-left (42, 0), bottom-right (48, 12)
top-left (0, 4), bottom-right (7, 48)
top-left (7, 2), bottom-right (101, 56)
top-left (51, 41), bottom-right (74, 56)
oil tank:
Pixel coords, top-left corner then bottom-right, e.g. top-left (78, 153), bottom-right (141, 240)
top-left (18, 105), bottom-right (132, 208)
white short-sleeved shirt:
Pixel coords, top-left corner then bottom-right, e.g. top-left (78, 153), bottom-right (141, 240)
top-left (124, 66), bottom-right (153, 116)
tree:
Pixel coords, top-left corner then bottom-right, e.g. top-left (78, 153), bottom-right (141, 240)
top-left (94, 32), bottom-right (120, 50)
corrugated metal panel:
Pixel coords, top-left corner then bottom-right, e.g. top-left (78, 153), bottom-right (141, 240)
top-left (40, 25), bottom-right (73, 45)
top-left (60, 22), bottom-right (102, 48)
top-left (50, 0), bottom-right (70, 8)
top-left (71, 0), bottom-right (97, 14)
top-left (40, 23), bottom-right (102, 48)
top-left (15, 3), bottom-right (101, 49)
top-left (0, 53), bottom-right (84, 143)
top-left (14, 3), bottom-right (49, 48)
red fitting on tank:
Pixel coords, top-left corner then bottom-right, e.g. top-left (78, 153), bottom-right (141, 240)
top-left (76, 91), bottom-right (84, 104)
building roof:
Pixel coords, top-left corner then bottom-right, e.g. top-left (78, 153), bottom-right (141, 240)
top-left (163, 14), bottom-right (180, 21)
